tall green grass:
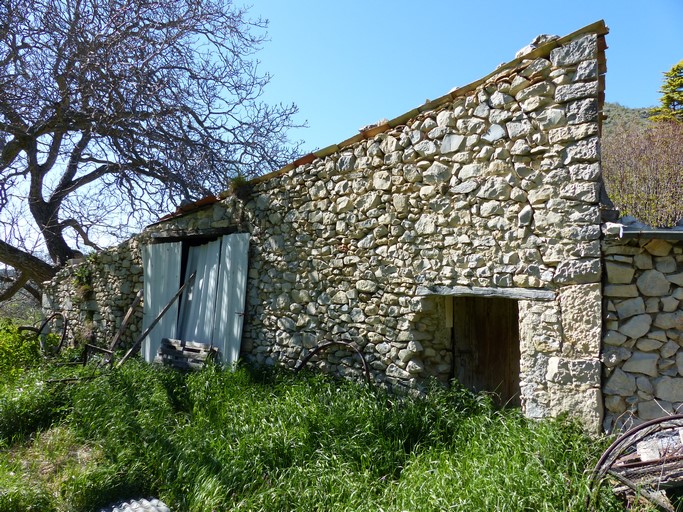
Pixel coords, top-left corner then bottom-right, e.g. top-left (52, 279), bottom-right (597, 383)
top-left (0, 360), bottom-right (625, 511)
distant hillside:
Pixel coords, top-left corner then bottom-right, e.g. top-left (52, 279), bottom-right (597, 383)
top-left (602, 102), bottom-right (652, 134)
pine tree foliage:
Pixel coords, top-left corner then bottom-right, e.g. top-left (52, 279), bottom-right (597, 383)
top-left (649, 60), bottom-right (683, 122)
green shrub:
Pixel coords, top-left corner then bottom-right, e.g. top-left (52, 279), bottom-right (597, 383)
top-left (0, 320), bottom-right (42, 382)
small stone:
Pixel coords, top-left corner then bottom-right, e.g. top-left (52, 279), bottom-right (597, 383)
top-left (506, 119), bottom-right (533, 139)
top-left (654, 311), bottom-right (683, 330)
top-left (482, 124), bottom-right (506, 142)
top-left (518, 205), bottom-right (533, 227)
top-left (575, 60), bottom-right (598, 81)
top-left (451, 181), bottom-right (478, 194)
top-left (386, 363), bottom-right (411, 380)
top-left (563, 137), bottom-right (599, 164)
top-left (618, 314), bottom-right (653, 339)
top-left (603, 330), bottom-right (628, 346)
top-left (655, 376), bottom-right (683, 402)
top-left (553, 258), bottom-right (600, 285)
top-left (662, 296), bottom-right (680, 312)
top-left (356, 280), bottom-right (377, 293)
top-left (535, 108), bottom-right (565, 129)
top-left (655, 256), bottom-right (677, 273)
top-left (637, 376), bottom-right (654, 394)
top-left (605, 261), bottom-right (635, 284)
top-left (489, 91), bottom-right (514, 108)
top-left (615, 297), bottom-right (645, 320)
top-left (550, 34), bottom-right (597, 66)
top-left (602, 347), bottom-right (631, 367)
top-left (603, 284), bottom-right (639, 298)
top-left (644, 239), bottom-right (672, 257)
top-left (661, 340), bottom-right (680, 359)
top-left (337, 154), bottom-right (356, 171)
top-left (604, 368), bottom-right (636, 396)
top-left (406, 359), bottom-right (424, 374)
top-left (638, 399), bottom-right (674, 421)
top-left (414, 140), bottom-right (438, 157)
top-left (604, 395), bottom-right (626, 414)
top-left (622, 351), bottom-right (659, 377)
top-left (668, 273), bottom-right (683, 286)
top-left (555, 82), bottom-right (598, 103)
top-left (566, 99), bottom-right (598, 124)
top-left (441, 134), bottom-right (466, 155)
top-left (459, 163), bottom-right (483, 180)
top-left (636, 338), bottom-right (663, 352)
top-left (373, 171), bottom-right (392, 190)
top-left (423, 162), bottom-right (451, 184)
top-left (634, 252), bottom-right (653, 270)
top-left (636, 269), bottom-right (670, 297)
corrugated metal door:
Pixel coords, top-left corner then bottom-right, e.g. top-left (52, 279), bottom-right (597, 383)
top-left (141, 242), bottom-right (182, 363)
top-left (213, 233), bottom-right (250, 365)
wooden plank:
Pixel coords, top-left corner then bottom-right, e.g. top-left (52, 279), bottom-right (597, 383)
top-left (154, 337), bottom-right (218, 370)
top-left (213, 233), bottom-right (249, 365)
top-left (108, 289), bottom-right (144, 353)
top-left (417, 284), bottom-right (556, 301)
top-left (608, 470), bottom-right (675, 511)
top-left (141, 242), bottom-right (182, 363)
top-left (117, 272), bottom-right (196, 368)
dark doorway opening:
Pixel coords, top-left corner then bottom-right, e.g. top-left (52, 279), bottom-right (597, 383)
top-left (451, 296), bottom-right (521, 406)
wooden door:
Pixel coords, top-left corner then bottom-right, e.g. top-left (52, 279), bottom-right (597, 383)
top-left (452, 296), bottom-right (520, 406)
top-left (141, 242), bottom-right (182, 363)
top-left (213, 233), bottom-right (250, 365)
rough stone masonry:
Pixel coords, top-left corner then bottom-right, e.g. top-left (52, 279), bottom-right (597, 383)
top-left (44, 22), bottom-right (619, 433)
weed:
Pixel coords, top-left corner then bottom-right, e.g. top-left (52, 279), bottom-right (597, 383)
top-left (0, 362), bottom-right (627, 511)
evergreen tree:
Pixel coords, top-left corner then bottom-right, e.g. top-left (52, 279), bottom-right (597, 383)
top-left (649, 60), bottom-right (683, 122)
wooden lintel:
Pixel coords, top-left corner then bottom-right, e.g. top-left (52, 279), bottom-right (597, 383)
top-left (415, 285), bottom-right (556, 301)
top-left (149, 227), bottom-right (240, 244)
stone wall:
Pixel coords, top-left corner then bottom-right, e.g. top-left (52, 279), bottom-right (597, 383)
top-left (42, 238), bottom-right (144, 349)
top-left (602, 231), bottom-right (683, 431)
top-left (42, 23), bottom-right (609, 432)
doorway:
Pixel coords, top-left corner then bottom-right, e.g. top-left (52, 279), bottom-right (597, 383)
top-left (451, 296), bottom-right (521, 406)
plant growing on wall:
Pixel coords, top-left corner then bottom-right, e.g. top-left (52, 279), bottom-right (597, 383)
top-left (229, 175), bottom-right (254, 201)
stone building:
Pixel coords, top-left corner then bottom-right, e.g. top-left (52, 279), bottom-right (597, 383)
top-left (42, 20), bottom-right (683, 433)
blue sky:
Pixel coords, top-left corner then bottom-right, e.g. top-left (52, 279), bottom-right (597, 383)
top-left (251, 0), bottom-right (682, 153)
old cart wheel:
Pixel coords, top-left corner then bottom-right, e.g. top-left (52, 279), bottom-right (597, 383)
top-left (588, 414), bottom-right (683, 511)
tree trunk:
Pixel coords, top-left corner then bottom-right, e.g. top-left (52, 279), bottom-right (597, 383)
top-left (0, 240), bottom-right (56, 284)
top-left (28, 198), bottom-right (76, 266)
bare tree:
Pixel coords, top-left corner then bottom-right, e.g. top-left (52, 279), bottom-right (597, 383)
top-left (0, 0), bottom-right (302, 301)
top-left (602, 120), bottom-right (683, 228)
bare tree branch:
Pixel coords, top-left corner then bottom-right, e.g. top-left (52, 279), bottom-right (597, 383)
top-left (0, 0), bottom-right (304, 301)
top-left (0, 271), bottom-right (28, 301)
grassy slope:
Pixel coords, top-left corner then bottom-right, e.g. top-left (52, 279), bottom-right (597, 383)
top-left (0, 360), bottom-right (626, 512)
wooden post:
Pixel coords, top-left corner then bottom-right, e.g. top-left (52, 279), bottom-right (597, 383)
top-left (116, 272), bottom-right (196, 368)
top-left (108, 288), bottom-right (144, 353)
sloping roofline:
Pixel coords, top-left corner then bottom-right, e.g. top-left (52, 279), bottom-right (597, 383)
top-left (154, 20), bottom-right (608, 223)
top-left (249, 19), bottom-right (608, 187)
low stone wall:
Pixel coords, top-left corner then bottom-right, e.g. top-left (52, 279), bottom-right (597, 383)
top-left (602, 233), bottom-right (683, 431)
top-left (42, 238), bottom-right (144, 348)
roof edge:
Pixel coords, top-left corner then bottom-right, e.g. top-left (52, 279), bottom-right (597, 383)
top-left (249, 20), bottom-right (608, 188)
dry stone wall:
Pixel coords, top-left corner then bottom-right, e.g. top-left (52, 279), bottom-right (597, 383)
top-left (42, 26), bottom-right (608, 432)
top-left (601, 230), bottom-right (683, 432)
top-left (241, 29), bottom-right (604, 430)
top-left (42, 238), bottom-right (144, 349)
